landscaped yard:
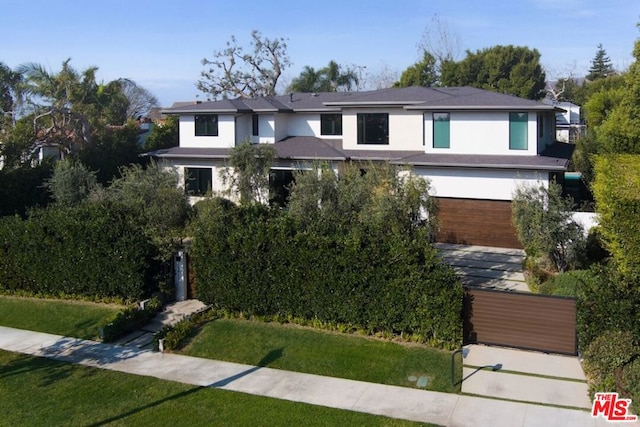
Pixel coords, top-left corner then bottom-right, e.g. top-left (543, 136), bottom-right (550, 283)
top-left (0, 350), bottom-right (429, 426)
top-left (0, 296), bottom-right (123, 340)
top-left (181, 318), bottom-right (462, 393)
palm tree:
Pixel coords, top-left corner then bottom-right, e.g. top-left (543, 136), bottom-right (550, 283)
top-left (287, 60), bottom-right (359, 93)
top-left (0, 61), bottom-right (25, 117)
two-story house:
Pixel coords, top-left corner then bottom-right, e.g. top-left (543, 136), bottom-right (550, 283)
top-left (147, 86), bottom-right (571, 248)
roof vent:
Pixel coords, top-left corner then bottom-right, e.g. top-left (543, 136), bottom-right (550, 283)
top-left (289, 93), bottom-right (293, 102)
top-left (311, 93), bottom-right (318, 97)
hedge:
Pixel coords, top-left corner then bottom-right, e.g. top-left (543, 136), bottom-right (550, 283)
top-left (0, 201), bottom-right (154, 301)
top-left (99, 296), bottom-right (163, 342)
top-left (191, 198), bottom-right (463, 349)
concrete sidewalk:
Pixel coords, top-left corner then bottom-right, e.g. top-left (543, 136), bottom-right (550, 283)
top-left (1, 326), bottom-right (635, 426)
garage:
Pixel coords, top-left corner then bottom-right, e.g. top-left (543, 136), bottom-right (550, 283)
top-left (435, 197), bottom-right (522, 249)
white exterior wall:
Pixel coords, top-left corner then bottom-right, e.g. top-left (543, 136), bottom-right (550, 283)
top-left (161, 158), bottom-right (235, 204)
top-left (424, 111), bottom-right (538, 156)
top-left (342, 108), bottom-right (424, 151)
top-left (287, 113), bottom-right (318, 136)
top-left (257, 114), bottom-right (275, 144)
top-left (274, 114), bottom-right (289, 142)
top-left (236, 114), bottom-right (252, 144)
top-left (179, 115), bottom-right (235, 148)
top-left (414, 167), bottom-right (548, 201)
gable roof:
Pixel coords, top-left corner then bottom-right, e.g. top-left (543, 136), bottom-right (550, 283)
top-left (162, 87), bottom-right (556, 114)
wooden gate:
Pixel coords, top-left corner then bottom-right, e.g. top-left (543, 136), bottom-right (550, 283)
top-left (464, 287), bottom-right (577, 355)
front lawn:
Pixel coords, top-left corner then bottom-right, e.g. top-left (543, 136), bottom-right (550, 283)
top-left (181, 318), bottom-right (462, 393)
top-left (0, 350), bottom-right (428, 426)
top-left (0, 296), bottom-right (123, 340)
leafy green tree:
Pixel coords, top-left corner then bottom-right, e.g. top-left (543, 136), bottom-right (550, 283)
top-left (220, 141), bottom-right (276, 205)
top-left (93, 162), bottom-right (190, 261)
top-left (198, 30), bottom-right (290, 99)
top-left (587, 44), bottom-right (616, 81)
top-left (45, 158), bottom-right (98, 206)
top-left (142, 115), bottom-right (178, 151)
top-left (0, 161), bottom-right (52, 217)
top-left (441, 45), bottom-right (546, 99)
top-left (512, 181), bottom-right (586, 272)
top-left (394, 51), bottom-right (438, 87)
top-left (0, 61), bottom-right (24, 118)
top-left (287, 60), bottom-right (359, 92)
top-left (287, 162), bottom-right (436, 237)
top-left (78, 123), bottom-right (141, 184)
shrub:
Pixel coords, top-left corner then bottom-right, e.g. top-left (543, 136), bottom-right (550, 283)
top-left (0, 202), bottom-right (154, 301)
top-left (99, 296), bottom-right (163, 342)
top-left (582, 330), bottom-right (639, 397)
top-left (539, 270), bottom-right (592, 297)
top-left (622, 358), bottom-right (640, 415)
top-left (154, 307), bottom-right (216, 351)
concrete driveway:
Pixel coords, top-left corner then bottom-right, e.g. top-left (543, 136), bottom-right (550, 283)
top-left (460, 344), bottom-right (591, 409)
top-left (436, 243), bottom-right (529, 292)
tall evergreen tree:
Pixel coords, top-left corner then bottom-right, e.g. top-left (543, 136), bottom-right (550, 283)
top-left (587, 44), bottom-right (615, 81)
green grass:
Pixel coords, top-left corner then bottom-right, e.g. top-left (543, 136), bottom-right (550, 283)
top-left (0, 350), bottom-right (430, 426)
top-left (0, 296), bottom-right (123, 340)
top-left (181, 318), bottom-right (462, 393)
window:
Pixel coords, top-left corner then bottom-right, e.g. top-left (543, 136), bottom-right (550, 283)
top-left (509, 112), bottom-right (528, 150)
top-left (433, 112), bottom-right (450, 148)
top-left (537, 113), bottom-right (544, 138)
top-left (195, 114), bottom-right (218, 136)
top-left (184, 167), bottom-right (212, 196)
top-left (320, 114), bottom-right (342, 135)
top-left (357, 113), bottom-right (388, 144)
top-left (252, 114), bottom-right (259, 136)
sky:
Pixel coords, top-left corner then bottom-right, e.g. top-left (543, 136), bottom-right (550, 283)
top-left (1, 0), bottom-right (638, 107)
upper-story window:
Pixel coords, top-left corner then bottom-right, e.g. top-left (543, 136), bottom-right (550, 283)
top-left (252, 114), bottom-right (259, 136)
top-left (357, 113), bottom-right (388, 145)
top-left (433, 112), bottom-right (450, 148)
top-left (195, 114), bottom-right (218, 136)
top-left (509, 112), bottom-right (528, 150)
top-left (320, 114), bottom-right (342, 135)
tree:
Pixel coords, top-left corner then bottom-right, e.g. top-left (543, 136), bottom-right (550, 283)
top-left (142, 115), bottom-right (178, 151)
top-left (116, 78), bottom-right (159, 119)
top-left (441, 45), bottom-right (546, 100)
top-left (45, 158), bottom-right (98, 206)
top-left (220, 141), bottom-right (276, 205)
top-left (394, 51), bottom-right (438, 87)
top-left (417, 14), bottom-right (462, 77)
top-left (587, 44), bottom-right (615, 81)
top-left (512, 181), bottom-right (586, 272)
top-left (287, 60), bottom-right (359, 92)
top-left (93, 162), bottom-right (190, 261)
top-left (198, 30), bottom-right (290, 100)
top-left (0, 61), bottom-right (24, 119)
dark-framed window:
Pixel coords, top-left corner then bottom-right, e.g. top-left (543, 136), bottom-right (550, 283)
top-left (433, 112), bottom-right (450, 148)
top-left (195, 114), bottom-right (218, 136)
top-left (252, 114), bottom-right (259, 136)
top-left (509, 112), bottom-right (528, 150)
top-left (357, 113), bottom-right (388, 144)
top-left (185, 167), bottom-right (212, 196)
top-left (320, 114), bottom-right (342, 135)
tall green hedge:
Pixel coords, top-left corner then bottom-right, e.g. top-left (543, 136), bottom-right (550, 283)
top-left (593, 154), bottom-right (640, 279)
top-left (191, 198), bottom-right (463, 348)
top-left (0, 202), bottom-right (153, 300)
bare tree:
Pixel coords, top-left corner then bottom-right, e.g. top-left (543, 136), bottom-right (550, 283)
top-left (117, 78), bottom-right (159, 118)
top-left (363, 62), bottom-right (399, 90)
top-left (417, 14), bottom-right (462, 73)
top-left (197, 30), bottom-right (291, 100)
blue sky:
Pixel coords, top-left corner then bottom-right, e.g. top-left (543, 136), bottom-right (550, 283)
top-left (1, 0), bottom-right (638, 106)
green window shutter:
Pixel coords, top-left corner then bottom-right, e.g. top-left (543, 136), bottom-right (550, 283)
top-left (509, 112), bottom-right (528, 150)
top-left (433, 113), bottom-right (450, 148)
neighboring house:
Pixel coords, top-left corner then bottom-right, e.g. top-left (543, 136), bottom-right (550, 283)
top-left (146, 86), bottom-right (572, 248)
top-left (543, 99), bottom-right (585, 143)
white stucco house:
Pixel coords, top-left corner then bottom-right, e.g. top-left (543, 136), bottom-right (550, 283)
top-left (146, 86), bottom-right (573, 248)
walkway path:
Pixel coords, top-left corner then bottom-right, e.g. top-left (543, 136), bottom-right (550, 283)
top-left (1, 326), bottom-right (634, 426)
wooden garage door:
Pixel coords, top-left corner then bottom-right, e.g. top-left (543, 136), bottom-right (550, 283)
top-left (464, 288), bottom-right (577, 355)
top-left (436, 197), bottom-right (522, 248)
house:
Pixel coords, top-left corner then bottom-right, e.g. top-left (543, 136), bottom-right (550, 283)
top-left (146, 86), bottom-right (572, 248)
top-left (543, 99), bottom-right (585, 143)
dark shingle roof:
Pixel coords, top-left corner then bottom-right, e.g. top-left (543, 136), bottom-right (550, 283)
top-left (163, 87), bottom-right (555, 114)
top-left (145, 141), bottom-right (573, 172)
